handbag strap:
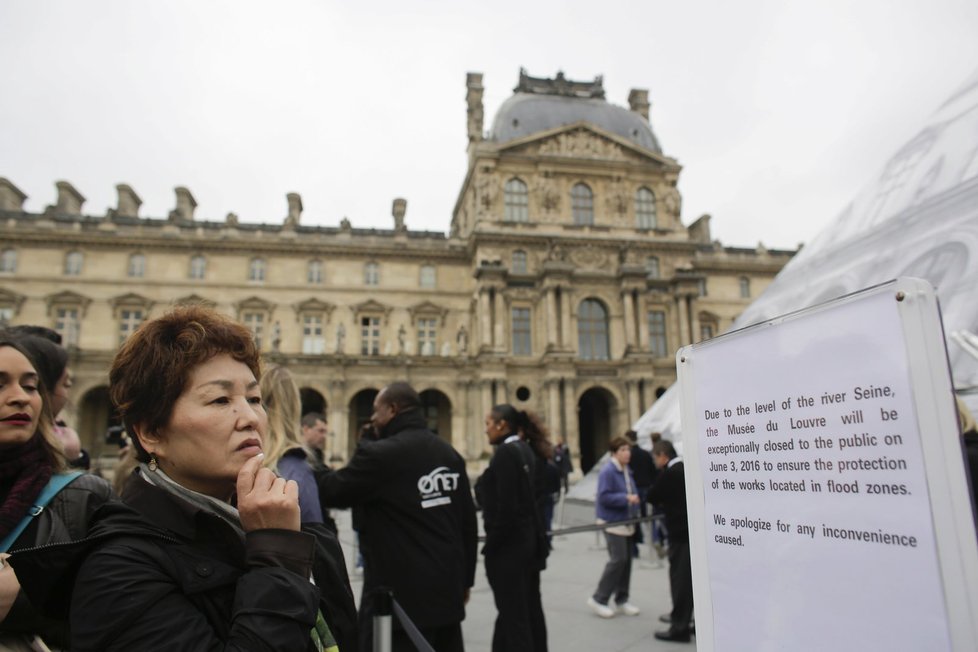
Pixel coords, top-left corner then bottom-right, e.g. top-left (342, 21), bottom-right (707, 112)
top-left (0, 471), bottom-right (83, 553)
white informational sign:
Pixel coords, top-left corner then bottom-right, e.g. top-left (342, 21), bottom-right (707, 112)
top-left (678, 278), bottom-right (978, 652)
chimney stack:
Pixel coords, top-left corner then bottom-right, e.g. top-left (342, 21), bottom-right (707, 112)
top-left (285, 192), bottom-right (302, 226)
top-left (0, 178), bottom-right (27, 212)
top-left (466, 72), bottom-right (484, 143)
top-left (55, 181), bottom-right (86, 215)
top-left (171, 186), bottom-right (197, 221)
top-left (628, 88), bottom-right (650, 121)
top-left (115, 184), bottom-right (142, 217)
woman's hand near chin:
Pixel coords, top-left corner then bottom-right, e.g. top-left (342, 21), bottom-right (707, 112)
top-left (236, 454), bottom-right (300, 532)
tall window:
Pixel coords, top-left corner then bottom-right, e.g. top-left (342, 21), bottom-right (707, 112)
top-left (504, 178), bottom-right (529, 222)
top-left (646, 256), bottom-right (660, 279)
top-left (308, 260), bottom-right (323, 284)
top-left (248, 258), bottom-right (266, 282)
top-left (365, 262), bottom-right (379, 286)
top-left (697, 279), bottom-right (708, 297)
top-left (361, 316), bottom-right (380, 355)
top-left (419, 265), bottom-right (436, 289)
top-left (189, 255), bottom-right (207, 280)
top-left (128, 253), bottom-right (145, 278)
top-left (64, 251), bottom-right (83, 276)
top-left (54, 307), bottom-right (80, 347)
top-left (578, 299), bottom-right (609, 360)
top-left (0, 307), bottom-right (13, 327)
top-left (119, 309), bottom-right (144, 343)
top-left (512, 307), bottom-right (532, 356)
top-left (302, 314), bottom-right (325, 354)
top-left (0, 249), bottom-right (16, 273)
top-left (417, 318), bottom-right (437, 355)
top-left (700, 323), bottom-right (715, 341)
top-left (512, 250), bottom-right (528, 274)
top-left (648, 310), bottom-right (668, 357)
top-left (635, 187), bottom-right (657, 229)
top-left (739, 276), bottom-right (751, 298)
top-left (242, 311), bottom-right (265, 348)
top-left (571, 183), bottom-right (594, 225)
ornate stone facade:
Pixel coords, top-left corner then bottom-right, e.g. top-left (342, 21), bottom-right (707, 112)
top-left (0, 71), bottom-right (794, 473)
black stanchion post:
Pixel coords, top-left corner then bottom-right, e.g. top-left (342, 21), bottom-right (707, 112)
top-left (373, 588), bottom-right (392, 652)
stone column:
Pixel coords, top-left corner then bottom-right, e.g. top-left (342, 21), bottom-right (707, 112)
top-left (622, 290), bottom-right (636, 349)
top-left (547, 380), bottom-right (561, 437)
top-left (627, 381), bottom-right (641, 424)
top-left (328, 400), bottom-right (347, 464)
top-left (493, 289), bottom-right (505, 350)
top-left (481, 381), bottom-right (494, 455)
top-left (562, 379), bottom-right (577, 457)
top-left (676, 294), bottom-right (691, 347)
top-left (546, 288), bottom-right (558, 349)
top-left (637, 293), bottom-right (650, 351)
top-left (560, 286), bottom-right (573, 349)
top-left (479, 289), bottom-right (492, 348)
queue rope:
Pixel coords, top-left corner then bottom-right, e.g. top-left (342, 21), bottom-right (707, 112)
top-left (476, 514), bottom-right (662, 542)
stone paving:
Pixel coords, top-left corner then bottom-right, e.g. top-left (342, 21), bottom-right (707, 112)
top-left (336, 497), bottom-right (698, 652)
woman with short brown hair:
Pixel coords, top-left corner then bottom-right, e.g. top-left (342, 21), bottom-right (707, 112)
top-left (16, 306), bottom-right (356, 651)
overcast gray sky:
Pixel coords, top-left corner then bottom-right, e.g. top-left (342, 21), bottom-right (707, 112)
top-left (2, 0), bottom-right (976, 250)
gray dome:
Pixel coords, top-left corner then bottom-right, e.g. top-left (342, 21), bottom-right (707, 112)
top-left (489, 93), bottom-right (662, 153)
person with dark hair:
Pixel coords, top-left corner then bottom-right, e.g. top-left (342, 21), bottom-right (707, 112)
top-left (476, 404), bottom-right (549, 652)
top-left (552, 437), bottom-right (573, 493)
top-left (0, 335), bottom-right (114, 650)
top-left (587, 435), bottom-right (641, 618)
top-left (649, 439), bottom-right (693, 643)
top-left (3, 327), bottom-right (87, 469)
top-left (624, 429), bottom-right (656, 558)
top-left (11, 306), bottom-right (357, 651)
top-left (318, 382), bottom-right (477, 652)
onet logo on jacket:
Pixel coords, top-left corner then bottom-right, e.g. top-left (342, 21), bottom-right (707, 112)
top-left (417, 466), bottom-right (461, 508)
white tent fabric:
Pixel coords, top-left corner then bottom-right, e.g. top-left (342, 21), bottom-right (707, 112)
top-left (634, 65), bottom-right (978, 447)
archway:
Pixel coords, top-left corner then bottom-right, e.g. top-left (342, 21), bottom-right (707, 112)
top-left (300, 388), bottom-right (327, 417)
top-left (577, 386), bottom-right (617, 473)
top-left (77, 386), bottom-right (118, 457)
top-left (419, 389), bottom-right (452, 443)
top-left (347, 388), bottom-right (379, 458)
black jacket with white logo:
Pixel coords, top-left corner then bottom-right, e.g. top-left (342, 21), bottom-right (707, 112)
top-left (319, 410), bottom-right (478, 629)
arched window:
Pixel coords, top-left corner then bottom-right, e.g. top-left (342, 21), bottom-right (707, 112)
top-left (511, 250), bottom-right (527, 274)
top-left (739, 276), bottom-right (751, 298)
top-left (64, 251), bottom-right (84, 276)
top-left (365, 262), bottom-right (379, 286)
top-left (0, 249), bottom-right (16, 273)
top-left (636, 187), bottom-right (657, 229)
top-left (248, 258), bottom-right (266, 282)
top-left (571, 183), bottom-right (594, 225)
top-left (504, 178), bottom-right (529, 222)
top-left (308, 260), bottom-right (323, 284)
top-left (128, 253), bottom-right (145, 278)
top-left (189, 255), bottom-right (207, 280)
top-left (578, 298), bottom-right (609, 360)
top-left (646, 255), bottom-right (660, 279)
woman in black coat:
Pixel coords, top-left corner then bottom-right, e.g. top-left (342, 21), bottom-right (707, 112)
top-left (14, 307), bottom-right (357, 651)
top-left (0, 335), bottom-right (114, 650)
top-left (476, 404), bottom-right (550, 652)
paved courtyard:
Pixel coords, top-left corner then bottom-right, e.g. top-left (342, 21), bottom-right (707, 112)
top-left (337, 497), bottom-right (698, 652)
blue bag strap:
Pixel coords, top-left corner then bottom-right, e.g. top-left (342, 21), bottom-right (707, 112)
top-left (0, 471), bottom-right (83, 553)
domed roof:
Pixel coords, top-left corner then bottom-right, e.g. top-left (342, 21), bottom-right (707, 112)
top-left (489, 91), bottom-right (662, 154)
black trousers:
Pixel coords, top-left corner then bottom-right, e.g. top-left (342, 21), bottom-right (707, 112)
top-left (668, 538), bottom-right (694, 632)
top-left (485, 539), bottom-right (547, 652)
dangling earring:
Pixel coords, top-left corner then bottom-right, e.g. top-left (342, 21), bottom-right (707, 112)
top-left (148, 455), bottom-right (158, 472)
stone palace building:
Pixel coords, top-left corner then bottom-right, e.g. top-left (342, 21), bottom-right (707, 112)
top-left (0, 70), bottom-right (794, 472)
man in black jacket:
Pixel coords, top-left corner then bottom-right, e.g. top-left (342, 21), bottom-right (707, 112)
top-left (318, 382), bottom-right (478, 652)
top-left (648, 439), bottom-right (693, 643)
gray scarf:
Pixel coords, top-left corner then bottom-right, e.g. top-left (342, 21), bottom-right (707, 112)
top-left (138, 463), bottom-right (245, 542)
